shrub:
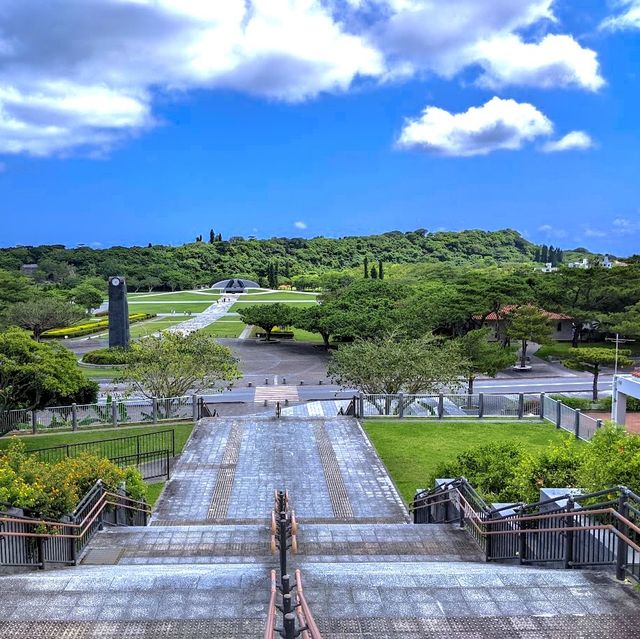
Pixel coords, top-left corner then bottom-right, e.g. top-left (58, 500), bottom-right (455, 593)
top-left (83, 348), bottom-right (131, 365)
top-left (0, 441), bottom-right (147, 520)
top-left (510, 437), bottom-right (584, 503)
top-left (597, 395), bottom-right (640, 412)
top-left (549, 394), bottom-right (593, 410)
top-left (577, 424), bottom-right (640, 495)
top-left (431, 442), bottom-right (526, 502)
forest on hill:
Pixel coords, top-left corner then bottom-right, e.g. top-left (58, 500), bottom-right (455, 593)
top-left (0, 228), bottom-right (566, 291)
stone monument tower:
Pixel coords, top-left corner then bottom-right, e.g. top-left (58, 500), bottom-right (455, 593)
top-left (108, 276), bottom-right (130, 348)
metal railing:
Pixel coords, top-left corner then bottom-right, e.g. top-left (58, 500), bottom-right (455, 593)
top-left (412, 479), bottom-right (640, 583)
top-left (351, 392), bottom-right (605, 442)
top-left (265, 490), bottom-right (322, 639)
top-left (0, 480), bottom-right (150, 569)
top-left (1, 395), bottom-right (196, 435)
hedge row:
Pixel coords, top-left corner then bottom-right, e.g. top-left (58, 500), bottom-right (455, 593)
top-left (42, 313), bottom-right (155, 339)
top-left (83, 347), bottom-right (131, 365)
top-left (432, 424), bottom-right (640, 504)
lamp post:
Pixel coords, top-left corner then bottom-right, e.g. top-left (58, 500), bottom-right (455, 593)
top-left (606, 334), bottom-right (635, 421)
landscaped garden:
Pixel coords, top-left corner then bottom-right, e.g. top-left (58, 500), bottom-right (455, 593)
top-left (365, 420), bottom-right (640, 506)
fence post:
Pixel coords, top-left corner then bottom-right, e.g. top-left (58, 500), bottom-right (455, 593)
top-left (574, 409), bottom-right (581, 440)
top-left (616, 492), bottom-right (628, 580)
top-left (556, 400), bottom-right (562, 429)
top-left (596, 419), bottom-right (603, 430)
top-left (111, 401), bottom-right (118, 427)
top-left (564, 498), bottom-right (574, 569)
top-left (71, 403), bottom-right (78, 432)
top-left (478, 393), bottom-right (484, 419)
top-left (539, 393), bottom-right (545, 421)
top-left (517, 394), bottom-right (524, 419)
top-left (152, 398), bottom-right (158, 424)
top-left (31, 410), bottom-right (37, 434)
top-left (518, 506), bottom-right (527, 565)
top-left (191, 394), bottom-right (198, 423)
top-left (358, 392), bottom-right (364, 418)
top-left (398, 392), bottom-right (404, 419)
top-left (438, 394), bottom-right (444, 419)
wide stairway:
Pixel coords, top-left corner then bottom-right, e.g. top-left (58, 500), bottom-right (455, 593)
top-left (1, 416), bottom-right (639, 638)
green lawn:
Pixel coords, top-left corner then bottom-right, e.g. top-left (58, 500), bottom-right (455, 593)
top-left (537, 341), bottom-right (640, 361)
top-left (127, 291), bottom-right (220, 302)
top-left (198, 320), bottom-right (247, 338)
top-left (127, 302), bottom-right (212, 314)
top-left (129, 317), bottom-right (185, 338)
top-left (237, 291), bottom-right (319, 301)
top-left (80, 366), bottom-right (126, 380)
top-left (0, 423), bottom-right (194, 455)
top-left (363, 419), bottom-right (573, 504)
top-left (291, 328), bottom-right (325, 344)
top-left (146, 482), bottom-right (166, 506)
top-left (230, 300), bottom-right (318, 312)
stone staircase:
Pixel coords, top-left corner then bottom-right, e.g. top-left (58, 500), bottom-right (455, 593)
top-left (1, 415), bottom-right (640, 638)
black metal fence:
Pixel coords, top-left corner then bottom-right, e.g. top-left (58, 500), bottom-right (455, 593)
top-left (0, 481), bottom-right (149, 570)
top-left (412, 479), bottom-right (640, 583)
top-left (24, 430), bottom-right (174, 481)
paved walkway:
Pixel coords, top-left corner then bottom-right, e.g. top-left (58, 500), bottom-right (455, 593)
top-left (152, 417), bottom-right (408, 525)
top-left (166, 295), bottom-right (239, 336)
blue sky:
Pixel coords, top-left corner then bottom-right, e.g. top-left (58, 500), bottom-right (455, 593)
top-left (0, 1), bottom-right (638, 255)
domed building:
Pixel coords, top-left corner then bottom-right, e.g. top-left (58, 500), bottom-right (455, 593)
top-left (211, 278), bottom-right (259, 293)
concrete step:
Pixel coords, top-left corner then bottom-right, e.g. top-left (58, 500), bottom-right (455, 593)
top-left (84, 523), bottom-right (482, 565)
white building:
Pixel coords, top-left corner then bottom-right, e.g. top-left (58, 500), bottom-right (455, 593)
top-left (537, 262), bottom-right (558, 273)
top-left (611, 374), bottom-right (640, 425)
top-left (568, 257), bottom-right (590, 269)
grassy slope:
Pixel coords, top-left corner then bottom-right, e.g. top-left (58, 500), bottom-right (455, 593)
top-left (199, 321), bottom-right (246, 338)
top-left (237, 291), bottom-right (319, 301)
top-left (127, 291), bottom-right (220, 301)
top-left (127, 302), bottom-right (212, 314)
top-left (363, 419), bottom-right (572, 503)
top-left (0, 423), bottom-right (194, 455)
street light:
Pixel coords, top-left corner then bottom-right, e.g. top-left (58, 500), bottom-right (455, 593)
top-left (605, 333), bottom-right (636, 377)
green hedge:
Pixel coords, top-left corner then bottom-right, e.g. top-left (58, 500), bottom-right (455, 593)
top-left (42, 313), bottom-right (155, 339)
top-left (83, 347), bottom-right (131, 365)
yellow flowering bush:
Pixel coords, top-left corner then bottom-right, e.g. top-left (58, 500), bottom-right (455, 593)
top-left (0, 441), bottom-right (147, 520)
top-left (41, 314), bottom-right (155, 339)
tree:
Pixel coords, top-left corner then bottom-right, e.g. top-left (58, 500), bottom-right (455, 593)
top-left (69, 282), bottom-right (103, 313)
top-left (292, 305), bottom-right (335, 349)
top-left (562, 347), bottom-right (632, 400)
top-left (363, 257), bottom-right (369, 278)
top-left (506, 306), bottom-right (553, 369)
top-left (370, 265), bottom-right (378, 279)
top-left (209, 229), bottom-right (215, 244)
top-left (457, 328), bottom-right (517, 395)
top-left (606, 302), bottom-right (640, 338)
top-left (0, 270), bottom-right (34, 316)
top-left (6, 297), bottom-right (85, 341)
top-left (121, 331), bottom-right (240, 399)
top-left (327, 334), bottom-right (468, 395)
top-left (237, 303), bottom-right (292, 341)
top-left (0, 327), bottom-right (97, 411)
top-left (378, 260), bottom-right (384, 280)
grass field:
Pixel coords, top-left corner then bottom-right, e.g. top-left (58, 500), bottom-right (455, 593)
top-left (127, 291), bottom-right (220, 302)
top-left (198, 320), bottom-right (247, 338)
top-left (230, 300), bottom-right (318, 312)
top-left (129, 317), bottom-right (185, 337)
top-left (537, 341), bottom-right (640, 361)
top-left (128, 302), bottom-right (212, 314)
top-left (80, 366), bottom-right (125, 380)
top-left (237, 291), bottom-right (319, 301)
top-left (363, 419), bottom-right (573, 503)
top-left (0, 423), bottom-right (194, 455)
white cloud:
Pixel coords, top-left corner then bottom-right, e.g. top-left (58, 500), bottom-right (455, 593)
top-left (601, 1), bottom-right (640, 30)
top-left (294, 220), bottom-right (307, 229)
top-left (0, 0), bottom-right (604, 157)
top-left (398, 97), bottom-right (553, 156)
top-left (612, 217), bottom-right (640, 234)
top-left (538, 223), bottom-right (567, 238)
top-left (584, 227), bottom-right (606, 238)
top-left (474, 35), bottom-right (604, 91)
top-left (541, 130), bottom-right (594, 153)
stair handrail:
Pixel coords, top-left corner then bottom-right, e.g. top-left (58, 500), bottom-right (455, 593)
top-left (294, 569), bottom-right (323, 639)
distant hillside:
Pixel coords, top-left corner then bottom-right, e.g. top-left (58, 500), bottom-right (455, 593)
top-left (0, 228), bottom-right (574, 290)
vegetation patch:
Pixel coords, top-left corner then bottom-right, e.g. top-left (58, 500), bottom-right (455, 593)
top-left (363, 419), bottom-right (570, 504)
top-left (83, 347), bottom-right (131, 365)
top-left (42, 313), bottom-right (155, 338)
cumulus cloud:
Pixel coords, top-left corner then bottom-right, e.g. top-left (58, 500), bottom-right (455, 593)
top-left (613, 217), bottom-right (640, 234)
top-left (538, 223), bottom-right (567, 238)
top-left (474, 35), bottom-right (604, 91)
top-left (541, 130), bottom-right (594, 153)
top-left (0, 0), bottom-right (605, 156)
top-left (294, 221), bottom-right (308, 229)
top-left (397, 97), bottom-right (553, 156)
top-left (601, 1), bottom-right (640, 30)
